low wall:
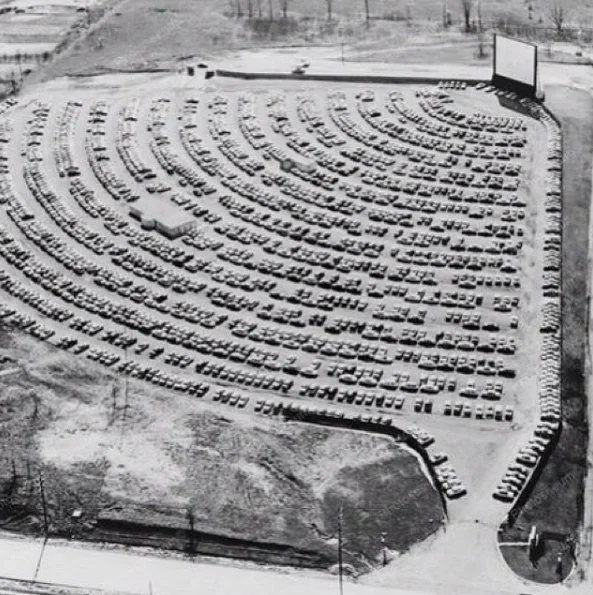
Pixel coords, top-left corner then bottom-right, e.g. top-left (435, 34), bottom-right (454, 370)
top-left (215, 68), bottom-right (489, 87)
top-left (94, 515), bottom-right (331, 569)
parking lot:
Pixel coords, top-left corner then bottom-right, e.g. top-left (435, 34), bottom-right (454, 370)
top-left (0, 76), bottom-right (560, 522)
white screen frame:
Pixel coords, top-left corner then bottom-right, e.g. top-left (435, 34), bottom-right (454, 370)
top-left (494, 34), bottom-right (537, 89)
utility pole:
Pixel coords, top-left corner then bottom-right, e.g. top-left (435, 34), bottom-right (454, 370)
top-left (120, 348), bottom-right (129, 447)
top-left (111, 382), bottom-right (117, 420)
top-left (38, 472), bottom-right (48, 536)
top-left (338, 504), bottom-right (344, 595)
top-left (122, 348), bottom-right (129, 423)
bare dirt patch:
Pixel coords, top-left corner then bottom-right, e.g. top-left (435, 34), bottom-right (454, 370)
top-left (0, 327), bottom-right (444, 571)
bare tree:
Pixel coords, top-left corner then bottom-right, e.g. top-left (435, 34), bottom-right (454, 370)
top-left (460, 0), bottom-right (472, 32)
top-left (326, 0), bottom-right (333, 21)
top-left (364, 0), bottom-right (370, 28)
top-left (477, 0), bottom-right (486, 58)
top-left (268, 0), bottom-right (273, 20)
top-left (256, 0), bottom-right (262, 17)
top-left (279, 0), bottom-right (289, 20)
top-left (186, 506), bottom-right (196, 554)
top-left (247, 0), bottom-right (253, 19)
top-left (550, 1), bottom-right (567, 34)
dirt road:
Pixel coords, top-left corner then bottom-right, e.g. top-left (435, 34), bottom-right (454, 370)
top-left (0, 530), bottom-right (581, 595)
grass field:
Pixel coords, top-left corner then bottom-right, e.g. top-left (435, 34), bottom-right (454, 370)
top-left (22, 0), bottom-right (593, 81)
top-left (0, 326), bottom-right (444, 571)
top-left (498, 85), bottom-right (593, 583)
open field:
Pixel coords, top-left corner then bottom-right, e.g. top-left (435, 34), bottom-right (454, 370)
top-left (0, 0), bottom-right (116, 87)
top-left (14, 0), bottom-right (592, 82)
top-left (0, 326), bottom-right (445, 570)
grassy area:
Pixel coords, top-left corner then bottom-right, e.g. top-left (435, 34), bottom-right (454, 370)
top-left (0, 326), bottom-right (444, 571)
top-left (498, 86), bottom-right (593, 583)
top-left (323, 459), bottom-right (443, 562)
top-left (500, 538), bottom-right (574, 584)
top-left (348, 41), bottom-right (490, 66)
top-left (24, 0), bottom-right (593, 80)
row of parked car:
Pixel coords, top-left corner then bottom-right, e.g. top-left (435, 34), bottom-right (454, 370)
top-left (0, 89), bottom-right (528, 434)
top-left (179, 93), bottom-right (528, 324)
top-left (390, 87), bottom-right (527, 149)
top-left (423, 85), bottom-right (527, 135)
top-left (492, 94), bottom-right (562, 505)
top-left (433, 462), bottom-right (467, 499)
top-left (330, 90), bottom-right (437, 167)
top-left (415, 397), bottom-right (514, 421)
top-left (210, 89), bottom-right (524, 256)
top-left (0, 294), bottom-right (215, 398)
top-left (267, 93), bottom-right (357, 179)
top-left (115, 99), bottom-right (158, 183)
top-left (147, 97), bottom-right (217, 198)
top-left (18, 115), bottom-right (242, 333)
top-left (54, 101), bottom-right (81, 178)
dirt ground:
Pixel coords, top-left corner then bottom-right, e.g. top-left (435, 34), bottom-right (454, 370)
top-left (0, 326), bottom-right (444, 571)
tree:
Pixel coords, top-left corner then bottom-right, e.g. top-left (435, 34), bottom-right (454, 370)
top-left (326, 0), bottom-right (333, 21)
top-left (256, 0), bottom-right (262, 17)
top-left (247, 0), bottom-right (253, 19)
top-left (550, 1), bottom-right (566, 34)
top-left (460, 0), bottom-right (472, 32)
top-left (279, 0), bottom-right (289, 20)
top-left (477, 0), bottom-right (486, 58)
top-left (364, 0), bottom-right (370, 28)
top-left (186, 506), bottom-right (196, 554)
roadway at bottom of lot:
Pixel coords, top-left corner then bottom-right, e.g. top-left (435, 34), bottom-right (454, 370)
top-left (3, 522), bottom-right (593, 595)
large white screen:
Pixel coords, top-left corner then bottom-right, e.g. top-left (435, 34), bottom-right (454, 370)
top-left (495, 36), bottom-right (536, 87)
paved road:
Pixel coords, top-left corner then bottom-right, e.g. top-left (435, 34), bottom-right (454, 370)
top-left (579, 135), bottom-right (593, 579)
top-left (0, 533), bottom-right (442, 595)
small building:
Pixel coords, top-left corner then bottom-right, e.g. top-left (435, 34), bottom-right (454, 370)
top-left (129, 199), bottom-right (196, 240)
